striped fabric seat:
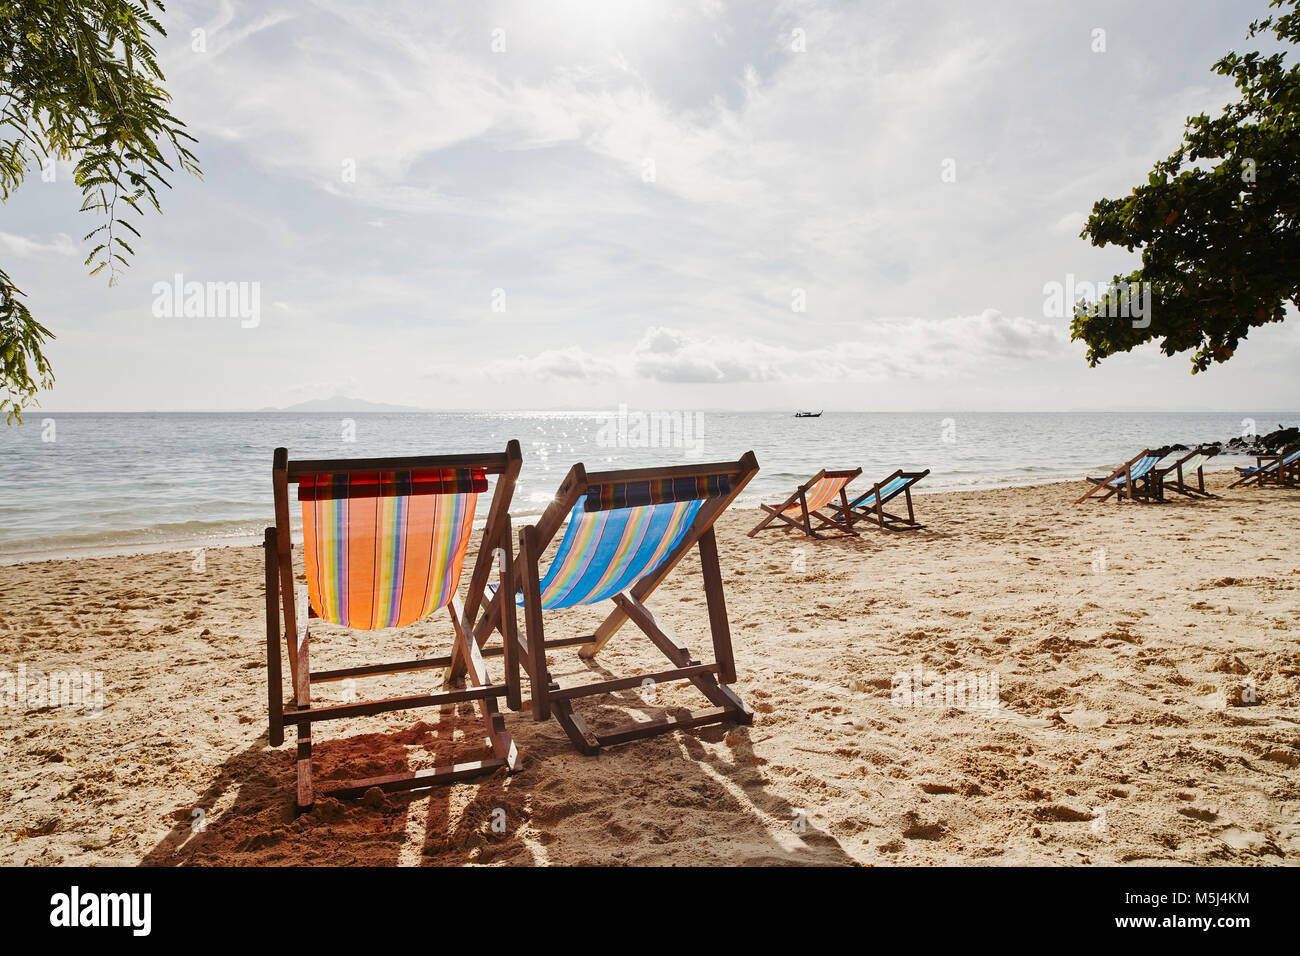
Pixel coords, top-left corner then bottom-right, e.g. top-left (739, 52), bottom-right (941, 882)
top-left (1157, 446), bottom-right (1220, 499)
top-left (531, 496), bottom-right (703, 609)
top-left (850, 474), bottom-right (910, 509)
top-left (1107, 453), bottom-right (1159, 486)
top-left (1168, 452), bottom-right (1211, 477)
top-left (784, 472), bottom-right (855, 512)
top-left (299, 468), bottom-right (486, 630)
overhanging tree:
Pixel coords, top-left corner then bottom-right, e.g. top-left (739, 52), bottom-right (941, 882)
top-left (1072, 0), bottom-right (1299, 372)
top-left (1, 0), bottom-right (199, 423)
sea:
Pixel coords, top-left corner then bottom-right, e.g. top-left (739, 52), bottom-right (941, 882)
top-left (1, 410), bottom-right (1294, 563)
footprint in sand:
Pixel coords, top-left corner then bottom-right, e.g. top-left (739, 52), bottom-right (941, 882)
top-left (1216, 826), bottom-right (1265, 851)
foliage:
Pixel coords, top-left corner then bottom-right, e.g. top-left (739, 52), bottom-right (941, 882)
top-left (1072, 0), bottom-right (1299, 372)
top-left (0, 0), bottom-right (199, 422)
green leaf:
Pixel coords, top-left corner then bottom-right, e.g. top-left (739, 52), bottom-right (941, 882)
top-left (1073, 0), bottom-right (1300, 373)
top-left (0, 0), bottom-right (201, 422)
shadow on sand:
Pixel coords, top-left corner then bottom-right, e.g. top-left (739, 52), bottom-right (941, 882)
top-left (141, 683), bottom-right (857, 866)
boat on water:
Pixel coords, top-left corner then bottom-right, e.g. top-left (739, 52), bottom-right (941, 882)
top-left (794, 410), bottom-right (823, 418)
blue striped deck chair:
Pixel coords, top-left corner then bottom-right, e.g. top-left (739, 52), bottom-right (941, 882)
top-left (832, 468), bottom-right (930, 531)
top-left (472, 454), bottom-right (760, 755)
top-left (267, 442), bottom-right (523, 812)
top-left (1076, 449), bottom-right (1164, 503)
top-left (1155, 445), bottom-right (1220, 498)
top-left (1230, 444), bottom-right (1300, 488)
top-left (747, 467), bottom-right (862, 538)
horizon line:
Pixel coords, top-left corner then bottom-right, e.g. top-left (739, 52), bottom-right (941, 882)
top-left (22, 408), bottom-right (1300, 416)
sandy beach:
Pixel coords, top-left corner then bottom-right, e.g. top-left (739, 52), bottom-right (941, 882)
top-left (2, 474), bottom-right (1297, 866)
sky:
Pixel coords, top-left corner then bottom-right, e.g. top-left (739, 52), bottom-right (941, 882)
top-left (5, 0), bottom-right (1297, 412)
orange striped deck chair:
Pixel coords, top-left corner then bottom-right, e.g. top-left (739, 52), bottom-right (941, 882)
top-left (461, 454), bottom-right (760, 755)
top-left (747, 467), bottom-right (862, 539)
top-left (266, 442), bottom-right (522, 812)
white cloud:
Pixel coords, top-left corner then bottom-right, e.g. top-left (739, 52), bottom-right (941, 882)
top-left (632, 326), bottom-right (783, 383)
top-left (11, 0), bottom-right (1293, 412)
top-left (478, 346), bottom-right (620, 384)
top-left (0, 231), bottom-right (78, 259)
top-left (468, 311), bottom-right (1069, 388)
top-left (1049, 211), bottom-right (1087, 236)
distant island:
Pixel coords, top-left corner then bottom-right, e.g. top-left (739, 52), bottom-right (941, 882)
top-left (258, 396), bottom-right (430, 413)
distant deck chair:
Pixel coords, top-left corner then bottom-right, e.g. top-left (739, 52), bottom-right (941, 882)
top-left (747, 467), bottom-right (862, 538)
top-left (1155, 445), bottom-right (1219, 498)
top-left (467, 454), bottom-right (760, 755)
top-left (833, 468), bottom-right (931, 531)
top-left (1075, 449), bottom-right (1163, 503)
top-left (1229, 445), bottom-right (1300, 488)
top-left (266, 442), bottom-right (522, 812)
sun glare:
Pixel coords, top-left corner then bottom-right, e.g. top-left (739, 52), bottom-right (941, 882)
top-left (551, 0), bottom-right (668, 44)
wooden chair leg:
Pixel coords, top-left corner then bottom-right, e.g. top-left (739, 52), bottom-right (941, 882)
top-left (798, 489), bottom-right (813, 537)
top-left (498, 517), bottom-right (523, 713)
top-left (264, 528), bottom-right (284, 748)
top-left (449, 599), bottom-right (521, 772)
top-left (295, 627), bottom-right (313, 813)
top-left (296, 724), bottom-right (314, 813)
top-left (550, 697), bottom-right (599, 755)
top-left (748, 490), bottom-right (800, 536)
top-left (520, 525), bottom-right (551, 721)
top-left (482, 699), bottom-right (521, 771)
top-left (697, 527), bottom-right (736, 684)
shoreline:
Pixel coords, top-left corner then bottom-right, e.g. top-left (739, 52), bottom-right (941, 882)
top-left (0, 464), bottom-right (1255, 566)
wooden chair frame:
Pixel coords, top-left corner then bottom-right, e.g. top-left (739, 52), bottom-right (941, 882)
top-left (831, 468), bottom-right (930, 532)
top-left (465, 453), bottom-right (759, 755)
top-left (1284, 452), bottom-right (1300, 487)
top-left (266, 442), bottom-right (523, 812)
top-left (1075, 449), bottom-right (1163, 504)
top-left (746, 467), bottom-right (861, 539)
top-left (1230, 444), bottom-right (1300, 488)
top-left (1155, 445), bottom-right (1219, 498)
